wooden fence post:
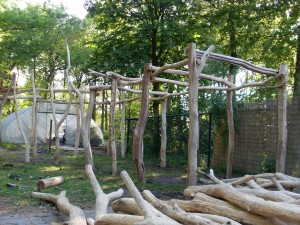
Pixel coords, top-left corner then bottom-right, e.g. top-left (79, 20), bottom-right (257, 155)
top-left (160, 93), bottom-right (168, 168)
top-left (31, 71), bottom-right (38, 156)
top-left (187, 43), bottom-right (199, 186)
top-left (109, 78), bottom-right (118, 175)
top-left (132, 64), bottom-right (151, 184)
top-left (277, 64), bottom-right (288, 173)
top-left (120, 90), bottom-right (126, 158)
top-left (226, 75), bottom-right (235, 178)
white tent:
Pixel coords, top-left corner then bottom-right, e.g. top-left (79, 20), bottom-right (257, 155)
top-left (0, 103), bottom-right (103, 146)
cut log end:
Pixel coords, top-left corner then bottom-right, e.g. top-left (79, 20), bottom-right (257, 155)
top-left (37, 176), bottom-right (64, 189)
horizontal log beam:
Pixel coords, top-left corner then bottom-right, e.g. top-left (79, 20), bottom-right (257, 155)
top-left (196, 49), bottom-right (278, 76)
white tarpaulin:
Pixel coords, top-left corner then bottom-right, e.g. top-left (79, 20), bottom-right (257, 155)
top-left (0, 103), bottom-right (103, 146)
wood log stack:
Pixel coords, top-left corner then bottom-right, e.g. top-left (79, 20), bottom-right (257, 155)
top-left (31, 167), bottom-right (300, 225)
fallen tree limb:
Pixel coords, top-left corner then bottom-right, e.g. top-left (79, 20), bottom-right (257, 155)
top-left (193, 192), bottom-right (242, 209)
top-left (112, 197), bottom-right (143, 215)
top-left (184, 184), bottom-right (300, 224)
top-left (143, 189), bottom-right (226, 225)
top-left (166, 197), bottom-right (288, 225)
top-left (95, 214), bottom-right (144, 225)
top-left (85, 164), bottom-right (123, 219)
top-left (238, 188), bottom-right (295, 202)
top-left (189, 213), bottom-right (242, 225)
top-left (85, 165), bottom-right (147, 225)
top-left (31, 191), bottom-right (86, 225)
top-left (120, 170), bottom-right (181, 225)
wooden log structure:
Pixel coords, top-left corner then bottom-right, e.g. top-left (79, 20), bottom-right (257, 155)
top-left (31, 166), bottom-right (300, 225)
top-left (5, 43), bottom-right (290, 225)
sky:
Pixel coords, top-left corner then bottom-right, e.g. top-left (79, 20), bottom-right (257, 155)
top-left (17, 0), bottom-right (88, 19)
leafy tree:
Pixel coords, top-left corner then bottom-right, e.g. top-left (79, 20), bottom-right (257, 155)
top-left (0, 2), bottom-right (90, 94)
top-left (86, 0), bottom-right (205, 121)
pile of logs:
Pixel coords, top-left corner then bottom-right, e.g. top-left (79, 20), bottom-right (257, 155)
top-left (31, 166), bottom-right (300, 225)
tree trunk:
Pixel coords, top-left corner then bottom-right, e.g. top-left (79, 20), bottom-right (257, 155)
top-left (293, 33), bottom-right (300, 96)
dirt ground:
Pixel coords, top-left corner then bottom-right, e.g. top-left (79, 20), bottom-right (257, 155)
top-left (0, 198), bottom-right (74, 225)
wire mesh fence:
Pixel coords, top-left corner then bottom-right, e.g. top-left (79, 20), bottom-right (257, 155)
top-left (126, 113), bottom-right (214, 168)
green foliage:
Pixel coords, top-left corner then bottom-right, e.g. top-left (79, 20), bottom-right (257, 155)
top-left (86, 0), bottom-right (201, 76)
top-left (0, 2), bottom-right (91, 90)
top-left (0, 142), bottom-right (19, 150)
top-left (261, 153), bottom-right (276, 173)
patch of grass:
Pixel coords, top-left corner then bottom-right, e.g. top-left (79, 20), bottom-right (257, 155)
top-left (0, 148), bottom-right (187, 208)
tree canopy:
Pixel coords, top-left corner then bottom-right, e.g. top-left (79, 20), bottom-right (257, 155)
top-left (0, 0), bottom-right (299, 111)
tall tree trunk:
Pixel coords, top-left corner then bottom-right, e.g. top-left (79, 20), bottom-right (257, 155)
top-left (293, 34), bottom-right (300, 96)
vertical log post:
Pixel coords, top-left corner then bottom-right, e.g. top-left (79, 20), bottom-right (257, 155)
top-left (187, 43), bottom-right (199, 186)
top-left (160, 93), bottom-right (168, 168)
top-left (84, 81), bottom-right (96, 168)
top-left (50, 83), bottom-right (73, 164)
top-left (69, 78), bottom-right (94, 167)
top-left (109, 78), bottom-right (118, 175)
top-left (120, 90), bottom-right (126, 158)
top-left (13, 75), bottom-right (30, 163)
top-left (31, 71), bottom-right (37, 156)
top-left (132, 64), bottom-right (151, 184)
top-left (226, 75), bottom-right (235, 178)
top-left (74, 105), bottom-right (80, 155)
top-left (277, 64), bottom-right (288, 173)
top-left (49, 120), bottom-right (53, 153)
